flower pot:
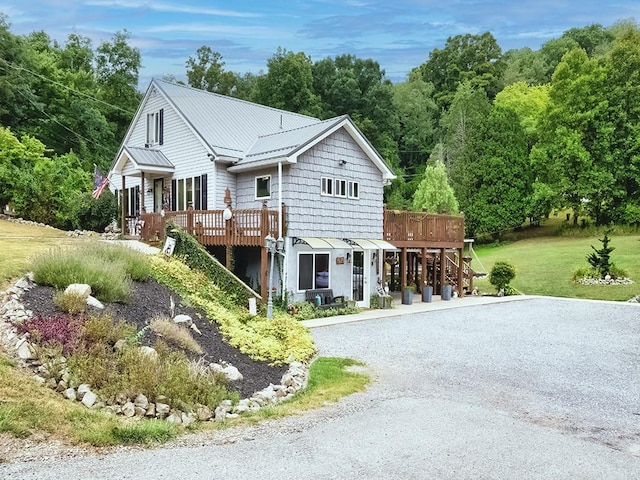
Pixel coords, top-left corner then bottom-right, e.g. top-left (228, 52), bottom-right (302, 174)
top-left (402, 287), bottom-right (413, 305)
top-left (442, 285), bottom-right (452, 301)
top-left (422, 285), bottom-right (433, 303)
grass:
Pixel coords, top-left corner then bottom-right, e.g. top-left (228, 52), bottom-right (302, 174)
top-left (0, 219), bottom-right (80, 290)
top-left (236, 357), bottom-right (370, 423)
top-left (473, 219), bottom-right (640, 301)
top-left (149, 316), bottom-right (203, 354)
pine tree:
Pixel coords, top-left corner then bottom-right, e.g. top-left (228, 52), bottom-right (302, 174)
top-left (586, 232), bottom-right (615, 278)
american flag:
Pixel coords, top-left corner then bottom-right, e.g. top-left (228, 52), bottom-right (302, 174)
top-left (92, 166), bottom-right (109, 199)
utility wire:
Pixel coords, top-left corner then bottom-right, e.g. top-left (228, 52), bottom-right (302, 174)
top-left (0, 57), bottom-right (136, 116)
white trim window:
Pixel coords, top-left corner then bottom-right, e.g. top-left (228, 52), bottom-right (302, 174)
top-left (255, 175), bottom-right (271, 199)
top-left (321, 177), bottom-right (333, 196)
top-left (336, 179), bottom-right (347, 197)
top-left (348, 180), bottom-right (360, 199)
top-left (298, 252), bottom-right (330, 291)
top-left (146, 109), bottom-right (163, 146)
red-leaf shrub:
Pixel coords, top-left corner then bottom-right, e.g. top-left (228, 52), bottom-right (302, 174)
top-left (16, 314), bottom-right (84, 355)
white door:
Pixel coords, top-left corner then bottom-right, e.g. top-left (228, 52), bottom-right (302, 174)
top-left (352, 250), bottom-right (370, 308)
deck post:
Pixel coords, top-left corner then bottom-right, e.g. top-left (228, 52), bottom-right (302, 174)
top-left (439, 248), bottom-right (446, 294)
top-left (457, 247), bottom-right (465, 297)
top-left (401, 247), bottom-right (407, 289)
top-left (260, 244), bottom-right (268, 301)
top-left (421, 247), bottom-right (427, 292)
top-left (226, 246), bottom-right (232, 270)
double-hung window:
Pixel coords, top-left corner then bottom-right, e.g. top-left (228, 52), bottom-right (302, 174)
top-left (146, 109), bottom-right (164, 146)
top-left (256, 175), bottom-right (271, 199)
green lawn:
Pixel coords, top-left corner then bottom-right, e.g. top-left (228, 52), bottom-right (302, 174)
top-left (473, 233), bottom-right (640, 301)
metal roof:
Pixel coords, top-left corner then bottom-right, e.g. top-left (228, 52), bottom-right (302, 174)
top-left (153, 80), bottom-right (321, 158)
top-left (241, 116), bottom-right (347, 164)
top-left (125, 146), bottom-right (174, 168)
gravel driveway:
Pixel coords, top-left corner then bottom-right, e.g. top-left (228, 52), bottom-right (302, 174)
top-left (2, 297), bottom-right (639, 479)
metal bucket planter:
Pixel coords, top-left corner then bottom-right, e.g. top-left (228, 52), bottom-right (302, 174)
top-left (402, 287), bottom-right (414, 305)
top-left (422, 285), bottom-right (433, 303)
top-left (442, 285), bottom-right (452, 301)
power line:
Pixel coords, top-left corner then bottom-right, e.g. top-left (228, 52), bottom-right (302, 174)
top-left (0, 57), bottom-right (136, 116)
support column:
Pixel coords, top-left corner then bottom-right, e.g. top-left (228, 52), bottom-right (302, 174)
top-left (421, 247), bottom-right (427, 291)
top-left (226, 246), bottom-right (232, 270)
top-left (141, 172), bottom-right (145, 212)
top-left (439, 248), bottom-right (446, 295)
top-left (121, 175), bottom-right (126, 236)
top-left (401, 247), bottom-right (407, 289)
top-left (457, 248), bottom-right (465, 298)
top-left (260, 246), bottom-right (268, 301)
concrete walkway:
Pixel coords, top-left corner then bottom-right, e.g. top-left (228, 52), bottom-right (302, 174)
top-left (301, 292), bottom-right (527, 328)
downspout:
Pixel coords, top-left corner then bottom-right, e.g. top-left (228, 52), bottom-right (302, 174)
top-left (278, 160), bottom-right (286, 302)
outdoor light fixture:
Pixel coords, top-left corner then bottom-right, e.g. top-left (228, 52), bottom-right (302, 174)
top-left (265, 234), bottom-right (285, 319)
top-left (346, 252), bottom-right (351, 263)
top-left (339, 159), bottom-right (347, 166)
top-left (223, 207), bottom-right (233, 221)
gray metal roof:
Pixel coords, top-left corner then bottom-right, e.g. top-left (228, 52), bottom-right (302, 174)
top-left (153, 79), bottom-right (321, 158)
top-left (241, 116), bottom-right (347, 164)
top-left (125, 146), bottom-right (174, 168)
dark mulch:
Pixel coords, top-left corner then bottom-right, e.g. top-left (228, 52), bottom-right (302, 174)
top-left (20, 279), bottom-right (287, 398)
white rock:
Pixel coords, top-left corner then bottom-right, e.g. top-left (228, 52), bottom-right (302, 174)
top-left (166, 412), bottom-right (182, 424)
top-left (173, 314), bottom-right (192, 325)
top-left (64, 387), bottom-right (77, 401)
top-left (134, 393), bottom-right (149, 410)
top-left (222, 365), bottom-right (243, 382)
top-left (33, 375), bottom-right (46, 385)
top-left (17, 341), bottom-right (36, 360)
top-left (64, 284), bottom-right (91, 300)
top-left (77, 383), bottom-right (91, 395)
top-left (122, 401), bottom-right (136, 417)
top-left (81, 391), bottom-right (97, 408)
top-left (155, 402), bottom-right (170, 418)
top-left (138, 346), bottom-right (158, 360)
top-left (86, 296), bottom-right (104, 309)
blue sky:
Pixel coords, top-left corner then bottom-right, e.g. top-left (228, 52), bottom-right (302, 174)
top-left (1, 1), bottom-right (638, 85)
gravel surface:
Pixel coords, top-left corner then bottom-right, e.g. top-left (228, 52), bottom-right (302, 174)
top-left (2, 297), bottom-right (639, 479)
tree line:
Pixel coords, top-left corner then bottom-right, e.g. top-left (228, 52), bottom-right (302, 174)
top-left (1, 12), bottom-right (639, 237)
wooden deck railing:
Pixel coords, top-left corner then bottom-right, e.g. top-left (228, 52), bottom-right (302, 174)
top-left (383, 210), bottom-right (465, 247)
top-left (138, 206), bottom-right (281, 247)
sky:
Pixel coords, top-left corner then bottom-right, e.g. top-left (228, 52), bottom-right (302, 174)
top-left (1, 0), bottom-right (639, 86)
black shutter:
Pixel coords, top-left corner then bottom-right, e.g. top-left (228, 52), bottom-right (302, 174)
top-left (201, 174), bottom-right (208, 210)
top-left (171, 179), bottom-right (177, 211)
top-left (159, 109), bottom-right (164, 145)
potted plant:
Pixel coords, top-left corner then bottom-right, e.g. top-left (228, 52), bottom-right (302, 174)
top-left (402, 284), bottom-right (415, 305)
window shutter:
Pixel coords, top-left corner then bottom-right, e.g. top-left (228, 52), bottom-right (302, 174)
top-left (171, 179), bottom-right (177, 211)
top-left (201, 174), bottom-right (208, 210)
top-left (159, 109), bottom-right (164, 145)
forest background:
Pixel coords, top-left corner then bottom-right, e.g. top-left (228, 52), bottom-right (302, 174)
top-left (1, 13), bottom-right (640, 239)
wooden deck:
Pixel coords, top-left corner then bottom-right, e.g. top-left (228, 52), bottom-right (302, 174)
top-left (383, 209), bottom-right (465, 248)
top-left (136, 205), bottom-right (281, 247)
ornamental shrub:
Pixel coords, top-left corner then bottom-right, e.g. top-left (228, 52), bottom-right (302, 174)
top-left (489, 261), bottom-right (516, 292)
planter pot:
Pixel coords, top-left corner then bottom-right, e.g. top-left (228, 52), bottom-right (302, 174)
top-left (402, 287), bottom-right (414, 305)
top-left (379, 296), bottom-right (393, 309)
top-left (442, 285), bottom-right (452, 301)
top-left (422, 285), bottom-right (433, 303)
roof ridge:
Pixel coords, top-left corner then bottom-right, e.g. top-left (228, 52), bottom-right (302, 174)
top-left (256, 115), bottom-right (347, 139)
top-left (152, 78), bottom-right (320, 121)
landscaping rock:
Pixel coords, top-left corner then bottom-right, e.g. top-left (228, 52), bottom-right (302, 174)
top-left (155, 402), bottom-right (170, 419)
top-left (172, 314), bottom-right (192, 325)
top-left (122, 402), bottom-right (136, 417)
top-left (63, 388), bottom-right (77, 401)
top-left (86, 296), bottom-right (104, 309)
top-left (138, 346), bottom-right (158, 360)
top-left (166, 412), bottom-right (182, 424)
top-left (64, 284), bottom-right (91, 300)
top-left (81, 390), bottom-right (97, 408)
top-left (134, 393), bottom-right (149, 410)
top-left (17, 341), bottom-right (37, 360)
top-left (195, 405), bottom-right (213, 421)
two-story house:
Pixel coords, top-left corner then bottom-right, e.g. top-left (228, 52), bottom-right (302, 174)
top-left (109, 79), bottom-right (470, 308)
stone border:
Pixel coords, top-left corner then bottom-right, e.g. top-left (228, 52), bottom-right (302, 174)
top-left (0, 275), bottom-right (309, 425)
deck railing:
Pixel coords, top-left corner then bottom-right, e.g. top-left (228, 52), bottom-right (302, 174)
top-left (383, 210), bottom-right (465, 246)
top-left (138, 206), bottom-right (281, 247)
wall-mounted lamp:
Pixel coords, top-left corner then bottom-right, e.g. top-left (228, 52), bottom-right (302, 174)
top-left (346, 252), bottom-right (351, 263)
top-left (223, 206), bottom-right (233, 221)
top-left (207, 152), bottom-right (216, 162)
top-left (371, 251), bottom-right (377, 265)
top-left (339, 159), bottom-right (347, 166)
top-left (146, 188), bottom-right (153, 193)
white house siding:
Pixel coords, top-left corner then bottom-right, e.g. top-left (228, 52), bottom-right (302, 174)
top-left (214, 163), bottom-right (237, 209)
top-left (111, 86), bottom-right (217, 212)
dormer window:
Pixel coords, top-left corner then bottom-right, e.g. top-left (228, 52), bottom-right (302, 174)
top-left (146, 109), bottom-right (164, 146)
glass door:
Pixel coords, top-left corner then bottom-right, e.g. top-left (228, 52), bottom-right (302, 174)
top-left (352, 250), bottom-right (370, 307)
top-left (153, 178), bottom-right (164, 212)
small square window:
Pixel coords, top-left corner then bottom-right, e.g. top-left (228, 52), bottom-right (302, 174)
top-left (321, 177), bottom-right (333, 196)
top-left (256, 175), bottom-right (271, 199)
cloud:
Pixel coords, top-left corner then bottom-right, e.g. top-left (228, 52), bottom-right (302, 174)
top-left (83, 0), bottom-right (263, 18)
